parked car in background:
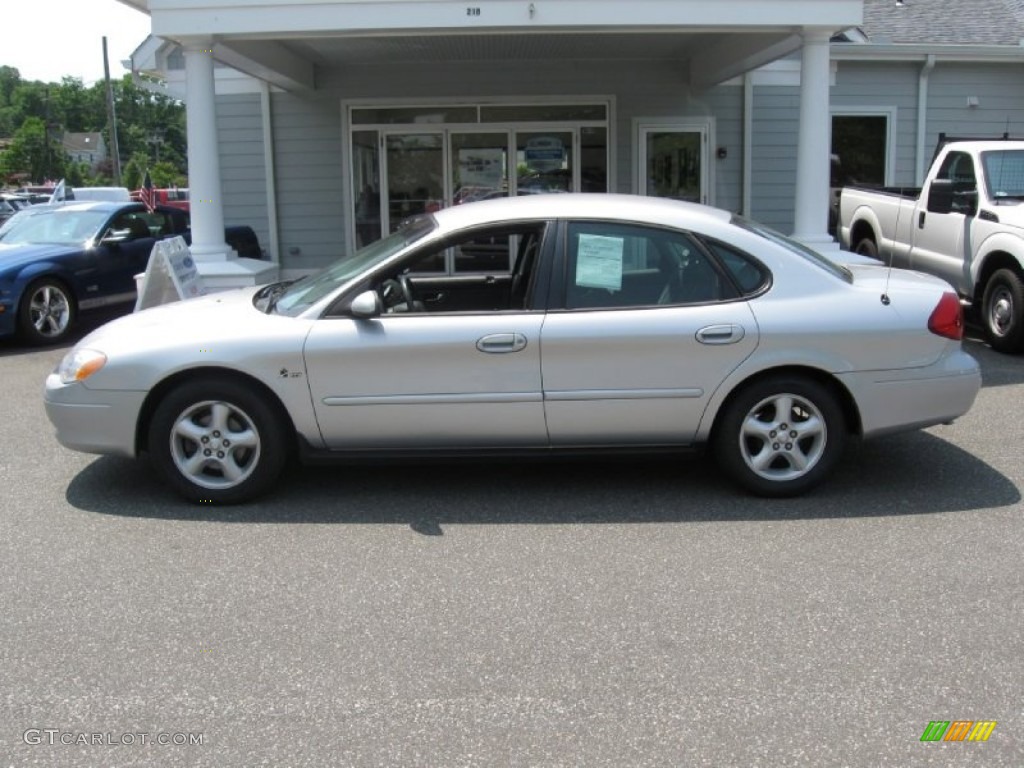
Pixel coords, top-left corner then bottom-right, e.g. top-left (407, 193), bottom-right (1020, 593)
top-left (839, 136), bottom-right (1024, 351)
top-left (0, 201), bottom-right (264, 344)
top-left (0, 196), bottom-right (22, 226)
top-left (45, 194), bottom-right (980, 504)
top-left (131, 187), bottom-right (189, 212)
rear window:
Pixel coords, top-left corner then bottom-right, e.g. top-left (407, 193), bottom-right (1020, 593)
top-left (730, 215), bottom-right (852, 283)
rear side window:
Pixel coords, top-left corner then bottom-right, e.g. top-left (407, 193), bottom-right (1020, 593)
top-left (562, 221), bottom-right (738, 309)
top-left (699, 238), bottom-right (770, 295)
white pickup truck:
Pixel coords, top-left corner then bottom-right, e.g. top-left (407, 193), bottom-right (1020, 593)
top-left (839, 138), bottom-right (1024, 352)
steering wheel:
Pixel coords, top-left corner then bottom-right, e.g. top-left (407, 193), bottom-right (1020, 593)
top-left (380, 274), bottom-right (415, 312)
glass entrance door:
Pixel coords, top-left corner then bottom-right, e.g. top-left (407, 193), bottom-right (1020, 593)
top-left (638, 124), bottom-right (708, 203)
top-left (384, 133), bottom-right (444, 233)
top-left (451, 131), bottom-right (510, 205)
top-left (516, 131), bottom-right (574, 195)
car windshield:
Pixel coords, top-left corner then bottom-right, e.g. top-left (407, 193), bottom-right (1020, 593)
top-left (981, 150), bottom-right (1024, 199)
top-left (272, 216), bottom-right (437, 315)
top-left (0, 206), bottom-right (109, 246)
top-left (730, 215), bottom-right (853, 282)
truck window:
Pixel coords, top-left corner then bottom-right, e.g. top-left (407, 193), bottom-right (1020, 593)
top-left (937, 151), bottom-right (977, 187)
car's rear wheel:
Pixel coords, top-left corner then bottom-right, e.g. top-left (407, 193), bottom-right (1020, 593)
top-left (714, 376), bottom-right (846, 497)
top-left (148, 378), bottom-right (288, 504)
top-left (18, 278), bottom-right (76, 345)
top-left (981, 268), bottom-right (1024, 353)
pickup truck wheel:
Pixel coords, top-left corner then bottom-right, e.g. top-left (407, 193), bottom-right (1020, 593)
top-left (982, 269), bottom-right (1024, 352)
top-left (854, 238), bottom-right (879, 260)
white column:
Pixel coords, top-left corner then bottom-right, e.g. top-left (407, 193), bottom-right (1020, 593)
top-left (183, 39), bottom-right (231, 261)
top-left (792, 27), bottom-right (834, 249)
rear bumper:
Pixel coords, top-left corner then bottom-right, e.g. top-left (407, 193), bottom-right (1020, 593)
top-left (43, 374), bottom-right (145, 457)
top-left (836, 348), bottom-right (981, 438)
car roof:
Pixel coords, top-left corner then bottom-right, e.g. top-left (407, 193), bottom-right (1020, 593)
top-left (432, 193), bottom-right (733, 231)
top-left (28, 200), bottom-right (141, 213)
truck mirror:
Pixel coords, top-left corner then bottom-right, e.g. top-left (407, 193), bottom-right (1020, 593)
top-left (927, 180), bottom-right (954, 214)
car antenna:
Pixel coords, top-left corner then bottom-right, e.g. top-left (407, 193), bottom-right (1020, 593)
top-left (881, 187), bottom-right (902, 306)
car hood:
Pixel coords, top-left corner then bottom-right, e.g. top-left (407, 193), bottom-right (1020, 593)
top-left (0, 242), bottom-right (78, 269)
top-left (78, 287), bottom-right (305, 354)
top-left (71, 287), bottom-right (316, 391)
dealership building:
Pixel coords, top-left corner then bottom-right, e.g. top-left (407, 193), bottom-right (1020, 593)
top-left (122, 0), bottom-right (1024, 285)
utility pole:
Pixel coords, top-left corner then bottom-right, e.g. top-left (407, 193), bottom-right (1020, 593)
top-left (102, 36), bottom-right (122, 185)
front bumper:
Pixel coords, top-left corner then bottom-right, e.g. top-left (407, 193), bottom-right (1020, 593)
top-left (836, 348), bottom-right (982, 438)
top-left (44, 373), bottom-right (146, 457)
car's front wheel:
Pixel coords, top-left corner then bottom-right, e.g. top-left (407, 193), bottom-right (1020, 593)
top-left (18, 278), bottom-right (76, 345)
top-left (714, 376), bottom-right (846, 497)
top-left (981, 268), bottom-right (1024, 353)
top-left (148, 378), bottom-right (289, 504)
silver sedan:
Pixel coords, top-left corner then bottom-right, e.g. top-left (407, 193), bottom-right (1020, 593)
top-left (45, 194), bottom-right (981, 503)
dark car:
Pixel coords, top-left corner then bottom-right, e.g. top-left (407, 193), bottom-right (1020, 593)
top-left (0, 201), bottom-right (202, 344)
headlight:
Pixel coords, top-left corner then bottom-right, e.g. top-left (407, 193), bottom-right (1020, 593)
top-left (57, 349), bottom-right (107, 384)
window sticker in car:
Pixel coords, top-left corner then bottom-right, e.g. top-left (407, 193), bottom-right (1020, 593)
top-left (575, 234), bottom-right (624, 291)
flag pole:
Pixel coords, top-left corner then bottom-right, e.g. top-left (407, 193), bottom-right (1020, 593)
top-left (102, 36), bottom-right (122, 186)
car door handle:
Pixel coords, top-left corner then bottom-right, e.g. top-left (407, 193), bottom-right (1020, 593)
top-left (476, 332), bottom-right (528, 353)
top-left (696, 324), bottom-right (745, 345)
top-left (918, 211), bottom-right (926, 229)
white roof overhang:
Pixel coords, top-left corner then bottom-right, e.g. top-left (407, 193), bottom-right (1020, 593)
top-left (122, 0), bottom-right (863, 91)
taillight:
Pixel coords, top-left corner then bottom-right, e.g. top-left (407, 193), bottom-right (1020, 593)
top-left (928, 292), bottom-right (964, 340)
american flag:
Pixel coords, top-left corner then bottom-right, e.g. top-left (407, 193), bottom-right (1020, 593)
top-left (140, 171), bottom-right (155, 213)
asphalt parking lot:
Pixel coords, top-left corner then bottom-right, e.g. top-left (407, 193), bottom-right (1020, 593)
top-left (1, 314), bottom-right (1022, 767)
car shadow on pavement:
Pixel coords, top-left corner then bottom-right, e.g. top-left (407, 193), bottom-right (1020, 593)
top-left (0, 307), bottom-right (127, 359)
top-left (65, 429), bottom-right (1018, 531)
top-left (963, 336), bottom-right (1024, 388)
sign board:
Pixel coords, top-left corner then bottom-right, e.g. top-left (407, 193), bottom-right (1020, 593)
top-left (524, 136), bottom-right (566, 172)
top-left (134, 236), bottom-right (207, 311)
top-left (575, 234), bottom-right (623, 291)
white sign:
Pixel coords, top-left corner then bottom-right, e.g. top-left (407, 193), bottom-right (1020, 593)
top-left (524, 136), bottom-right (566, 172)
top-left (134, 236), bottom-right (207, 311)
top-left (575, 234), bottom-right (623, 291)
top-left (458, 148), bottom-right (504, 187)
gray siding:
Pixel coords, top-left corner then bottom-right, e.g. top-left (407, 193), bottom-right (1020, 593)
top-left (925, 63), bottom-right (1024, 147)
top-left (270, 92), bottom-right (345, 270)
top-left (749, 87), bottom-right (799, 233)
top-left (215, 94), bottom-right (270, 257)
top-left (831, 61), bottom-right (920, 185)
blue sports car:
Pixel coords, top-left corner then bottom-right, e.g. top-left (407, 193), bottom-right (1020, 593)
top-left (0, 201), bottom-right (199, 344)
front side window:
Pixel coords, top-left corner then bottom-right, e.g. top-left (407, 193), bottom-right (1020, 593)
top-left (563, 222), bottom-right (736, 310)
top-left (274, 216), bottom-right (436, 315)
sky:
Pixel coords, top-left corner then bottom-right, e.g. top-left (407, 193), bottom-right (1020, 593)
top-left (3, 0), bottom-right (152, 85)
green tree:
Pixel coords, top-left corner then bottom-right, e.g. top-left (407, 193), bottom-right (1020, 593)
top-left (0, 116), bottom-right (64, 182)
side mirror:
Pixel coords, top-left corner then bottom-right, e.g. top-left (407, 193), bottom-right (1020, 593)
top-left (927, 179), bottom-right (978, 216)
top-left (100, 228), bottom-right (132, 245)
top-left (349, 290), bottom-right (383, 318)
top-left (927, 180), bottom-right (954, 214)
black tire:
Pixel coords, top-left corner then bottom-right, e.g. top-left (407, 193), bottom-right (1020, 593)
top-left (18, 277), bottom-right (77, 345)
top-left (713, 375), bottom-right (847, 497)
top-left (854, 237), bottom-right (879, 260)
top-left (148, 377), bottom-right (289, 504)
top-left (981, 268), bottom-right (1024, 353)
